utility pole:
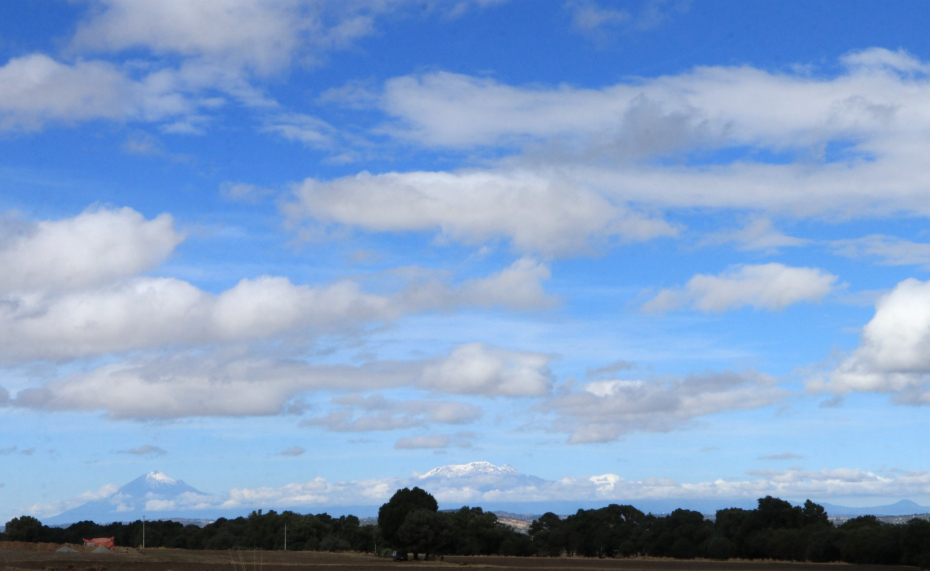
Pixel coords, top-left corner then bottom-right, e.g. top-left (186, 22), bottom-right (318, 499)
top-left (142, 515), bottom-right (146, 549)
top-left (284, 523), bottom-right (287, 551)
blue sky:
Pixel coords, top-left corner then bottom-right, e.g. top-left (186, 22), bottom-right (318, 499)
top-left (4, 0), bottom-right (930, 521)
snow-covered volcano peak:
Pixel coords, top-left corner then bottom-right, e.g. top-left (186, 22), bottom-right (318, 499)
top-left (420, 461), bottom-right (520, 479)
top-left (145, 471), bottom-right (177, 485)
top-left (116, 471), bottom-right (204, 498)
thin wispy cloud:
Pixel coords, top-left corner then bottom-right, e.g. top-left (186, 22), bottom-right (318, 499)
top-left (115, 444), bottom-right (167, 457)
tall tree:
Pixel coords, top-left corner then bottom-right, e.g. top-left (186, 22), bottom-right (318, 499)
top-left (377, 487), bottom-right (438, 551)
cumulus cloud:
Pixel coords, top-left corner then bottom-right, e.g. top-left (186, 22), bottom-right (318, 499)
top-left (15, 353), bottom-right (411, 419)
top-left (419, 343), bottom-right (553, 397)
top-left (0, 270), bottom-right (548, 361)
top-left (1, 2), bottom-right (486, 132)
top-left (377, 55), bottom-right (907, 151)
top-left (302, 395), bottom-right (481, 432)
top-left (643, 263), bottom-right (838, 313)
top-left (0, 208), bottom-right (551, 361)
top-left (812, 278), bottom-right (930, 402)
top-left (286, 51), bottom-right (930, 257)
top-left (115, 444), bottom-right (167, 457)
top-left (338, 51), bottom-right (930, 226)
top-left (399, 258), bottom-right (556, 311)
top-left (285, 170), bottom-right (676, 256)
top-left (277, 446), bottom-right (305, 457)
top-left (550, 371), bottom-right (785, 443)
top-left (13, 343), bottom-right (548, 419)
top-left (72, 0), bottom-right (311, 75)
top-left (0, 276), bottom-right (395, 361)
top-left (0, 54), bottom-right (197, 131)
top-left (0, 207), bottom-right (182, 295)
top-left (72, 1), bottom-right (487, 75)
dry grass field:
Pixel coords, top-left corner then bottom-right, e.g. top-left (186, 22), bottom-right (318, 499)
top-left (0, 542), bottom-right (918, 571)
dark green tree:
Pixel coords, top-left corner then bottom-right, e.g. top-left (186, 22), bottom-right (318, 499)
top-left (396, 509), bottom-right (451, 560)
top-left (4, 516), bottom-right (43, 542)
top-left (377, 487), bottom-right (438, 555)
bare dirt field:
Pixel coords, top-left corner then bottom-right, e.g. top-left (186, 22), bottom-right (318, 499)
top-left (0, 542), bottom-right (918, 571)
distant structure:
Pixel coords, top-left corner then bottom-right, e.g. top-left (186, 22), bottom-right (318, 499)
top-left (83, 537), bottom-right (115, 549)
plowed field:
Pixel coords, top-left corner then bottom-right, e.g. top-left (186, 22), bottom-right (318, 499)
top-left (0, 542), bottom-right (917, 571)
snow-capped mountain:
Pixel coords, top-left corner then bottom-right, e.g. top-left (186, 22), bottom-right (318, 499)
top-left (418, 461), bottom-right (547, 494)
top-left (420, 461), bottom-right (520, 479)
top-left (117, 471), bottom-right (203, 498)
top-left (45, 471), bottom-right (212, 526)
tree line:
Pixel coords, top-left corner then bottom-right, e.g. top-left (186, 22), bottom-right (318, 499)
top-left (529, 496), bottom-right (930, 567)
top-left (2, 510), bottom-right (378, 552)
top-left (5, 491), bottom-right (930, 568)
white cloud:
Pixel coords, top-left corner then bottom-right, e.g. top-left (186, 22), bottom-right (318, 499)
top-left (456, 258), bottom-right (554, 310)
top-left (286, 170), bottom-right (676, 256)
top-left (841, 47), bottom-right (930, 74)
top-left (703, 218), bottom-right (808, 252)
top-left (419, 343), bottom-right (553, 397)
top-left (0, 276), bottom-right (394, 361)
top-left (643, 263), bottom-right (838, 313)
top-left (0, 207), bottom-right (182, 295)
top-left (350, 52), bottom-right (930, 226)
top-left (376, 58), bottom-right (906, 151)
top-left (565, 1), bottom-right (629, 34)
top-left (220, 182), bottom-right (276, 203)
top-left (0, 207), bottom-right (551, 361)
top-left (263, 113), bottom-right (338, 147)
top-left (1, 2), bottom-right (470, 133)
top-left (831, 235), bottom-right (930, 268)
top-left (13, 343), bottom-right (547, 419)
top-left (398, 258), bottom-right (555, 311)
top-left (812, 278), bottom-right (930, 402)
top-left (550, 371), bottom-right (785, 443)
top-left (73, 0), bottom-right (338, 75)
top-left (0, 54), bottom-right (195, 130)
top-left (14, 352), bottom-right (412, 419)
top-left (302, 395), bottom-right (481, 432)
top-left (70, 1), bottom-right (506, 75)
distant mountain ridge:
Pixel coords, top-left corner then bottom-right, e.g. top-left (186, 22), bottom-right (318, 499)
top-left (44, 471), bottom-right (210, 526)
top-left (33, 463), bottom-right (930, 526)
top-left (820, 499), bottom-right (930, 517)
